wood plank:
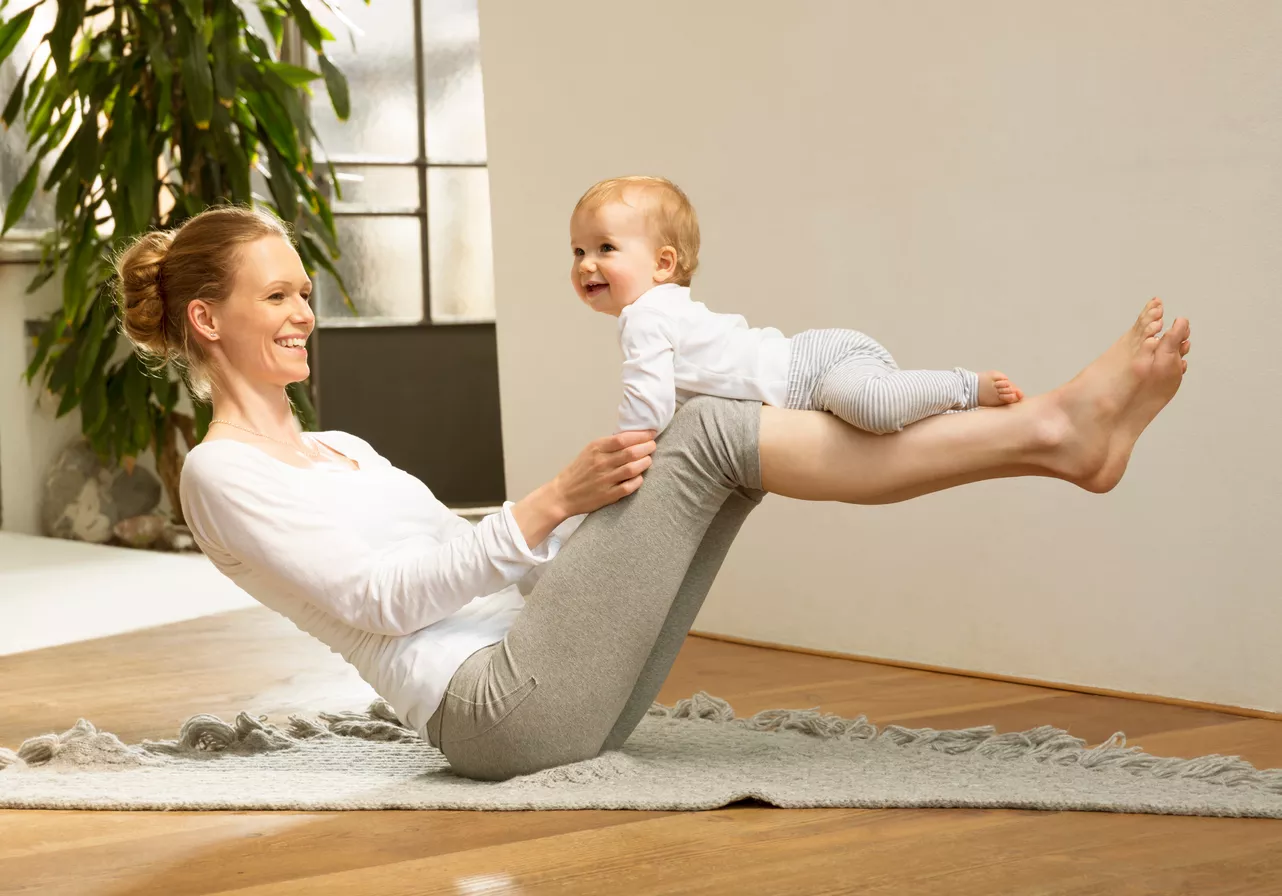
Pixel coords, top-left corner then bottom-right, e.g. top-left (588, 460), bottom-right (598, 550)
top-left (2, 606), bottom-right (1281, 896)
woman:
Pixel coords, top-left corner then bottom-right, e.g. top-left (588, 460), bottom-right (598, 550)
top-left (118, 206), bottom-right (1191, 781)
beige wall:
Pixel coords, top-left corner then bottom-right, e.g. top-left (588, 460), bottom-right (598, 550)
top-left (479, 0), bottom-right (1281, 710)
top-left (0, 261), bottom-right (171, 534)
top-left (0, 263), bottom-right (82, 534)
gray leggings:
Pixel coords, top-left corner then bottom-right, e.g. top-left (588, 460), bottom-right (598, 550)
top-left (426, 395), bottom-right (765, 780)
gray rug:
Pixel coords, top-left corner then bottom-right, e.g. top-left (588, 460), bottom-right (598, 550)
top-left (2, 693), bottom-right (1280, 816)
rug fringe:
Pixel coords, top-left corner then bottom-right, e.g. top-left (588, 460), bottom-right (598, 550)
top-left (5, 692), bottom-right (1282, 797)
top-left (648, 692), bottom-right (1282, 796)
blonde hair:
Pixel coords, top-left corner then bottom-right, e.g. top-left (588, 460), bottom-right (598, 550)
top-left (573, 176), bottom-right (700, 286)
top-left (116, 205), bottom-right (292, 400)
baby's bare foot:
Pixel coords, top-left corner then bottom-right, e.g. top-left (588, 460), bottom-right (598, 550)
top-left (978, 370), bottom-right (1023, 407)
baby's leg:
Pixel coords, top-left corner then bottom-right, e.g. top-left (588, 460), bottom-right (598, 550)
top-left (787, 329), bottom-right (1020, 434)
top-left (979, 371), bottom-right (1023, 406)
top-left (816, 356), bottom-right (981, 433)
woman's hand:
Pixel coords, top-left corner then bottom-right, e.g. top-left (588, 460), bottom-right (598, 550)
top-left (510, 430), bottom-right (657, 550)
top-left (550, 429), bottom-right (658, 517)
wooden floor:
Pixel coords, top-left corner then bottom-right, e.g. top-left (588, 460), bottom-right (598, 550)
top-left (2, 608), bottom-right (1281, 895)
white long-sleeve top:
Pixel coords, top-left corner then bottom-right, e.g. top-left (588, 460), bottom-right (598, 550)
top-left (179, 431), bottom-right (572, 736)
top-left (615, 284), bottom-right (792, 433)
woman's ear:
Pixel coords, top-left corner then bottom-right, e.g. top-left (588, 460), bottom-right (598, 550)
top-left (654, 245), bottom-right (678, 283)
top-left (188, 300), bottom-right (219, 343)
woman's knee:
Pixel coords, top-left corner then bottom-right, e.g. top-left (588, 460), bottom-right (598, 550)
top-left (661, 396), bottom-right (762, 491)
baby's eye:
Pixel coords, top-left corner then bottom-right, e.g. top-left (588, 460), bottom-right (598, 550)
top-left (600, 243), bottom-right (615, 253)
top-left (573, 248), bottom-right (584, 257)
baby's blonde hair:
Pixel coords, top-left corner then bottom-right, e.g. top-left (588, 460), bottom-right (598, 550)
top-left (573, 176), bottom-right (700, 286)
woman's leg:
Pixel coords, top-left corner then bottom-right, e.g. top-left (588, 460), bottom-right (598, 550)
top-left (430, 301), bottom-right (1190, 779)
top-left (762, 300), bottom-right (1189, 503)
top-left (599, 487), bottom-right (763, 751)
top-left (431, 395), bottom-right (765, 780)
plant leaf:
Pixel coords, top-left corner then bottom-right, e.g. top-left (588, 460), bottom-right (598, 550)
top-left (152, 372), bottom-right (175, 413)
top-left (80, 367), bottom-right (107, 433)
top-left (298, 231), bottom-right (353, 313)
top-left (264, 59), bottom-right (322, 88)
top-left (175, 0), bottom-right (204, 30)
top-left (60, 218), bottom-right (92, 319)
top-left (213, 117), bottom-right (250, 202)
top-left (49, 0), bottom-right (86, 76)
top-left (22, 55), bottom-right (47, 116)
top-left (286, 0), bottom-right (324, 50)
top-left (43, 117), bottom-right (83, 191)
top-left (211, 1), bottom-right (239, 103)
top-left (192, 397), bottom-right (212, 442)
top-left (318, 54), bottom-right (348, 121)
top-left (49, 339), bottom-right (80, 395)
top-left (286, 380), bottom-right (317, 431)
top-left (0, 6), bottom-right (35, 68)
top-left (75, 104), bottom-right (100, 184)
top-left (299, 203), bottom-right (337, 256)
top-left (242, 65), bottom-right (300, 165)
top-left (266, 143), bottom-right (297, 222)
top-left (2, 56), bottom-right (31, 127)
top-left (177, 9), bottom-right (214, 128)
top-left (123, 355), bottom-right (149, 423)
top-left (24, 312), bottom-right (66, 382)
top-left (127, 116), bottom-right (155, 234)
top-left (259, 5), bottom-right (284, 51)
top-left (74, 295), bottom-right (107, 388)
top-left (55, 168), bottom-right (82, 220)
top-left (2, 159), bottom-right (40, 234)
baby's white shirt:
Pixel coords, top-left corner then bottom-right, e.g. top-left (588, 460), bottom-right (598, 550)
top-left (615, 284), bottom-right (792, 433)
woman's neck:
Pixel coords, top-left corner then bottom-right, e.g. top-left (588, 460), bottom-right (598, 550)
top-left (209, 378), bottom-right (301, 442)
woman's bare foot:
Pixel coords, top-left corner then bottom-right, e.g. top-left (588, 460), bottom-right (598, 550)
top-left (1035, 298), bottom-right (1187, 491)
top-left (978, 371), bottom-right (1023, 406)
top-left (1083, 318), bottom-right (1191, 492)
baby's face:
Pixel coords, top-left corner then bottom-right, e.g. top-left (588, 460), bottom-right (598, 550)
top-left (569, 199), bottom-right (665, 316)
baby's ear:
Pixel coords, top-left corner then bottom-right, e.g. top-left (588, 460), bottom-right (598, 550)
top-left (654, 245), bottom-right (678, 282)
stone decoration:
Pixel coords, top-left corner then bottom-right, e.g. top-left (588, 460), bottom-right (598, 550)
top-left (42, 439), bottom-right (163, 544)
top-left (112, 514), bottom-right (168, 549)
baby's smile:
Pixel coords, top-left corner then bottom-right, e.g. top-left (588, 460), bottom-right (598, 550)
top-left (584, 282), bottom-right (609, 297)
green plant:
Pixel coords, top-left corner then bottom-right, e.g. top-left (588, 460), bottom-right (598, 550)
top-left (0, 0), bottom-right (354, 523)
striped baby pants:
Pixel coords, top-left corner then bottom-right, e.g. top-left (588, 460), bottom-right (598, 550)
top-left (785, 328), bottom-right (979, 434)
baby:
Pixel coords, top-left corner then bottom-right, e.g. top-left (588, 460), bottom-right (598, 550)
top-left (571, 175), bottom-right (1023, 435)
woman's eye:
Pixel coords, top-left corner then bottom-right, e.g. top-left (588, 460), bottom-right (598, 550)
top-left (269, 292), bottom-right (285, 301)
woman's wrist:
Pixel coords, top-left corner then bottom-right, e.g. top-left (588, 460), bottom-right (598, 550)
top-left (510, 480), bottom-right (571, 551)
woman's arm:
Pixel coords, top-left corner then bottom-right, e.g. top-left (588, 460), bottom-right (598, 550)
top-left (182, 452), bottom-right (559, 637)
top-left (509, 429), bottom-right (657, 548)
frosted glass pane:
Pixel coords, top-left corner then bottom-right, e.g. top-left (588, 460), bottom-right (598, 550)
top-left (422, 0), bottom-right (487, 163)
top-left (428, 167), bottom-right (494, 322)
top-left (326, 166), bottom-right (420, 213)
top-left (0, 8), bottom-right (58, 236)
top-left (315, 216), bottom-right (424, 323)
top-left (310, 0), bottom-right (419, 160)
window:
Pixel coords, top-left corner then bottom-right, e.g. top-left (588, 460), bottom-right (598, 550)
top-left (0, 1), bottom-right (497, 325)
top-left (308, 0), bottom-right (496, 326)
top-left (0, 5), bottom-right (58, 245)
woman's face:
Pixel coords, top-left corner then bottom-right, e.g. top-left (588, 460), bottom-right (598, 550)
top-left (202, 235), bottom-right (315, 389)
